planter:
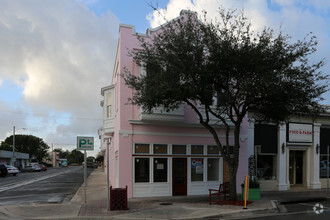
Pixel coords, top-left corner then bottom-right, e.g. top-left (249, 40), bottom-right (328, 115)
top-left (241, 188), bottom-right (260, 200)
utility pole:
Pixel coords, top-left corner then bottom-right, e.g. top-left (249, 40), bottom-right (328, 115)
top-left (52, 143), bottom-right (54, 167)
top-left (12, 126), bottom-right (15, 166)
top-left (12, 126), bottom-right (26, 166)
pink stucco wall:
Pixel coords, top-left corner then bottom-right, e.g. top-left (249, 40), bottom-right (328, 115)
top-left (106, 23), bottom-right (249, 198)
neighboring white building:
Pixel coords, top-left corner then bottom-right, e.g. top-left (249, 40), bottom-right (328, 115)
top-left (248, 106), bottom-right (330, 191)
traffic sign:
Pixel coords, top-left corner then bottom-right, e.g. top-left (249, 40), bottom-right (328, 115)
top-left (77, 136), bottom-right (94, 151)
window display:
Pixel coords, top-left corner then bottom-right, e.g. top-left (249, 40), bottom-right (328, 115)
top-left (154, 158), bottom-right (167, 182)
top-left (257, 155), bottom-right (277, 180)
top-left (191, 158), bottom-right (203, 181)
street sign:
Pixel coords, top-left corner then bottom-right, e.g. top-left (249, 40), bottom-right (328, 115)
top-left (77, 136), bottom-right (94, 151)
top-left (248, 155), bottom-right (256, 177)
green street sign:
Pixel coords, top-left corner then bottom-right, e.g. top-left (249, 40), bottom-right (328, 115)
top-left (77, 136), bottom-right (94, 151)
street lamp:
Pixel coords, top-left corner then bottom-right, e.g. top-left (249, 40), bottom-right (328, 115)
top-left (12, 126), bottom-right (27, 166)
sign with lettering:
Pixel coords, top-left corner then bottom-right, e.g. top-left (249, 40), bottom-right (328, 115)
top-left (288, 123), bottom-right (313, 143)
top-left (248, 155), bottom-right (256, 177)
top-left (77, 136), bottom-right (94, 151)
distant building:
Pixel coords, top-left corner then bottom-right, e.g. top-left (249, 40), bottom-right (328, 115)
top-left (0, 150), bottom-right (29, 168)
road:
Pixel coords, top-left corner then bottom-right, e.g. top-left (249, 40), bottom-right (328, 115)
top-left (241, 200), bottom-right (330, 220)
top-left (0, 166), bottom-right (92, 206)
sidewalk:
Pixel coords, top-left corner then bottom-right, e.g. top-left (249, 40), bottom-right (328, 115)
top-left (0, 168), bottom-right (329, 219)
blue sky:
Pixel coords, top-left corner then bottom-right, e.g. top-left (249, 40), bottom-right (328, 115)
top-left (0, 0), bottom-right (329, 157)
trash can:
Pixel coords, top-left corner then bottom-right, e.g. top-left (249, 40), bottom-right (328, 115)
top-left (110, 185), bottom-right (128, 210)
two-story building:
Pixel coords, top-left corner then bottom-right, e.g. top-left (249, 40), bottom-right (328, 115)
top-left (98, 10), bottom-right (330, 198)
top-left (98, 11), bottom-right (250, 198)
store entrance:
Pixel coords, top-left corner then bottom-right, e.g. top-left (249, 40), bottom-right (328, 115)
top-left (289, 150), bottom-right (304, 186)
top-left (172, 158), bottom-right (187, 196)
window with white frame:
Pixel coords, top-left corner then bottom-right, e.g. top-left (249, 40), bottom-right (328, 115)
top-left (135, 158), bottom-right (149, 183)
top-left (154, 158), bottom-right (168, 182)
top-left (207, 145), bottom-right (219, 155)
top-left (106, 92), bottom-right (112, 118)
top-left (135, 143), bottom-right (150, 154)
top-left (191, 145), bottom-right (204, 155)
top-left (191, 158), bottom-right (204, 181)
top-left (172, 145), bottom-right (186, 154)
top-left (153, 144), bottom-right (167, 154)
top-left (207, 158), bottom-right (220, 181)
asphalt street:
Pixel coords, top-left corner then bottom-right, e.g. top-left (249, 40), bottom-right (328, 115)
top-left (234, 200), bottom-right (330, 220)
top-left (0, 166), bottom-right (92, 206)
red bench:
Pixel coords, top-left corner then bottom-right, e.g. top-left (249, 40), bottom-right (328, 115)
top-left (209, 182), bottom-right (230, 204)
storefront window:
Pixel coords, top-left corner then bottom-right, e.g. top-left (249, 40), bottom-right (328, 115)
top-left (320, 155), bottom-right (330, 178)
top-left (154, 144), bottom-right (167, 154)
top-left (191, 158), bottom-right (203, 181)
top-left (207, 145), bottom-right (219, 155)
top-left (135, 144), bottom-right (149, 154)
top-left (135, 158), bottom-right (149, 182)
top-left (173, 145), bottom-right (186, 154)
top-left (191, 145), bottom-right (204, 154)
top-left (207, 158), bottom-right (220, 181)
top-left (154, 158), bottom-right (167, 182)
top-left (257, 155), bottom-right (277, 180)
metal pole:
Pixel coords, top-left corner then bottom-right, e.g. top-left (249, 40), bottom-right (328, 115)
top-left (84, 149), bottom-right (87, 203)
top-left (327, 145), bottom-right (329, 189)
top-left (51, 143), bottom-right (54, 167)
top-left (12, 126), bottom-right (15, 166)
top-left (107, 140), bottom-right (110, 211)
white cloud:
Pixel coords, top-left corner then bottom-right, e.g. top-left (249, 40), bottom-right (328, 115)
top-left (0, 0), bottom-right (119, 154)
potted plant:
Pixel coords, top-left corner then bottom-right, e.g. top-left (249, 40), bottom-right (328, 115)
top-left (241, 178), bottom-right (260, 200)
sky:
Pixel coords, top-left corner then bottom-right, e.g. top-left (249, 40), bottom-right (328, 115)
top-left (0, 0), bottom-right (329, 157)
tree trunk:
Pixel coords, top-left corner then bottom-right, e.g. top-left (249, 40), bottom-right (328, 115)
top-left (228, 160), bottom-right (238, 200)
top-left (227, 122), bottom-right (242, 200)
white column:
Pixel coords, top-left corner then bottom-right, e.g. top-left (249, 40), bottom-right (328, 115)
top-left (310, 123), bottom-right (321, 189)
top-left (277, 124), bottom-right (289, 191)
top-left (247, 119), bottom-right (255, 158)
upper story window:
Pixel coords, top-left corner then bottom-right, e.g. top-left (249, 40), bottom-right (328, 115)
top-left (106, 92), bottom-right (112, 118)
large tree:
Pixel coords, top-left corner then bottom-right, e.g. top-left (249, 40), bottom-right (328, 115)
top-left (2, 134), bottom-right (50, 162)
top-left (123, 9), bottom-right (328, 200)
top-left (67, 149), bottom-right (84, 165)
top-left (54, 148), bottom-right (70, 159)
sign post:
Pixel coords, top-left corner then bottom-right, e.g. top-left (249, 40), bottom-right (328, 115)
top-left (248, 155), bottom-right (256, 178)
top-left (77, 136), bottom-right (94, 204)
top-left (327, 145), bottom-right (329, 189)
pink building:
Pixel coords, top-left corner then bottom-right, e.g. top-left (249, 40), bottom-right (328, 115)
top-left (99, 11), bottom-right (249, 198)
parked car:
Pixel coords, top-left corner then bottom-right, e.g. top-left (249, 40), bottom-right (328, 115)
top-left (5, 165), bottom-right (19, 176)
top-left (86, 162), bottom-right (98, 168)
top-left (0, 164), bottom-right (8, 177)
top-left (38, 164), bottom-right (47, 171)
top-left (21, 165), bottom-right (42, 172)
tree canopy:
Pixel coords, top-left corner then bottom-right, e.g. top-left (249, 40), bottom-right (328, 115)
top-left (67, 149), bottom-right (84, 164)
top-left (1, 134), bottom-right (50, 162)
top-left (123, 9), bottom-right (328, 199)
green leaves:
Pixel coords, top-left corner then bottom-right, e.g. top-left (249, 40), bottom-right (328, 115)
top-left (122, 8), bottom-right (328, 200)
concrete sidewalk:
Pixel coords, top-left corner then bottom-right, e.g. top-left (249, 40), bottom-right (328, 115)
top-left (0, 168), bottom-right (329, 219)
